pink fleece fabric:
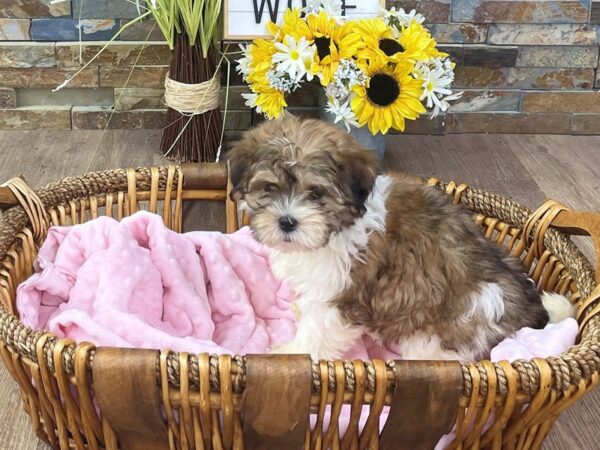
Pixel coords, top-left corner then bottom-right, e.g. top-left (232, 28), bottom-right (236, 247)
top-left (17, 211), bottom-right (297, 354)
top-left (16, 211), bottom-right (578, 448)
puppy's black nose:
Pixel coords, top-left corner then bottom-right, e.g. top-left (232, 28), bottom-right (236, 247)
top-left (278, 215), bottom-right (298, 233)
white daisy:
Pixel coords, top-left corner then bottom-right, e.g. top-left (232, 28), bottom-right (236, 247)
top-left (273, 35), bottom-right (316, 83)
top-left (304, 0), bottom-right (321, 12)
top-left (430, 92), bottom-right (463, 118)
top-left (414, 56), bottom-right (461, 118)
top-left (236, 43), bottom-right (252, 79)
top-left (420, 66), bottom-right (453, 110)
top-left (326, 97), bottom-right (359, 132)
top-left (304, 0), bottom-right (344, 21)
top-left (242, 92), bottom-right (263, 114)
top-left (428, 57), bottom-right (456, 82)
top-left (381, 7), bottom-right (425, 28)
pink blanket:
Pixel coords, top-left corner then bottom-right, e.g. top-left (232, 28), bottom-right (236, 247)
top-left (17, 211), bottom-right (578, 448)
top-left (18, 211), bottom-right (297, 354)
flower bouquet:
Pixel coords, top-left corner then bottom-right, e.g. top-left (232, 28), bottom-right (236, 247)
top-left (237, 2), bottom-right (461, 139)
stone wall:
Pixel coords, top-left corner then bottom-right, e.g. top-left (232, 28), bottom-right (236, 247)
top-left (2, 0), bottom-right (600, 134)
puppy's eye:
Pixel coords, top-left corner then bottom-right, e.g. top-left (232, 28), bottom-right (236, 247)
top-left (263, 183), bottom-right (278, 193)
top-left (309, 187), bottom-right (323, 200)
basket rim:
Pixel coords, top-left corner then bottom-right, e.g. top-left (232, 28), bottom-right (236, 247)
top-left (0, 165), bottom-right (599, 402)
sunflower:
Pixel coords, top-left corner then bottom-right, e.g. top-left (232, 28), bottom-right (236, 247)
top-left (352, 59), bottom-right (426, 134)
top-left (267, 8), bottom-right (310, 42)
top-left (244, 38), bottom-right (276, 86)
top-left (399, 21), bottom-right (444, 61)
top-left (353, 17), bottom-right (393, 60)
top-left (305, 11), bottom-right (362, 86)
top-left (353, 17), bottom-right (436, 64)
top-left (251, 87), bottom-right (287, 119)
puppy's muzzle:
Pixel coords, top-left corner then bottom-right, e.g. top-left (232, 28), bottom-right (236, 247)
top-left (278, 215), bottom-right (298, 233)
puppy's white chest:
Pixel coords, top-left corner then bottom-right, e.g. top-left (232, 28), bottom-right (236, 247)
top-left (270, 247), bottom-right (352, 309)
top-left (270, 248), bottom-right (362, 359)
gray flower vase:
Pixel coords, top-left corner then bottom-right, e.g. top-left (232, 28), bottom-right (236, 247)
top-left (318, 91), bottom-right (387, 160)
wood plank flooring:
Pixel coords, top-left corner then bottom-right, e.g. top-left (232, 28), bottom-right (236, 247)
top-left (0, 131), bottom-right (599, 449)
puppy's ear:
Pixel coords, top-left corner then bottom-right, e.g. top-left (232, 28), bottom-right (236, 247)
top-left (338, 143), bottom-right (379, 215)
top-left (227, 137), bottom-right (257, 201)
top-left (227, 117), bottom-right (298, 200)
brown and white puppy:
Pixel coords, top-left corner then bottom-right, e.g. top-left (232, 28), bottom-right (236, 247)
top-left (228, 116), bottom-right (574, 361)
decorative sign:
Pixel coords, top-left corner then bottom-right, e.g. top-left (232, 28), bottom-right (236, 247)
top-left (224, 0), bottom-right (386, 40)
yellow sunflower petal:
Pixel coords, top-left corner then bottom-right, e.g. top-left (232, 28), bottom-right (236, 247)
top-left (394, 114), bottom-right (406, 132)
top-left (382, 107), bottom-right (393, 133)
top-left (367, 113), bottom-right (380, 135)
top-left (266, 21), bottom-right (281, 39)
top-left (256, 89), bottom-right (287, 119)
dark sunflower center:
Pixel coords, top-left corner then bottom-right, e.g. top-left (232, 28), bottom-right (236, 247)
top-left (367, 73), bottom-right (400, 107)
top-left (379, 38), bottom-right (405, 56)
top-left (314, 36), bottom-right (332, 59)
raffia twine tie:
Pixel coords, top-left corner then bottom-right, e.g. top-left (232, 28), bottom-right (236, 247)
top-left (164, 72), bottom-right (221, 115)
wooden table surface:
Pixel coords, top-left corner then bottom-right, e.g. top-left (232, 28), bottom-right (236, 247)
top-left (0, 130), bottom-right (598, 449)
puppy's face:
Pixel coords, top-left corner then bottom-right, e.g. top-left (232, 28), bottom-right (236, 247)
top-left (228, 117), bottom-right (378, 251)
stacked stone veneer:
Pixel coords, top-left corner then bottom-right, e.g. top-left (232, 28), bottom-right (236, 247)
top-left (2, 0), bottom-right (600, 134)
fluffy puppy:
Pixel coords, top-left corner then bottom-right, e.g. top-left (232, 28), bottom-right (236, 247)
top-left (228, 116), bottom-right (574, 361)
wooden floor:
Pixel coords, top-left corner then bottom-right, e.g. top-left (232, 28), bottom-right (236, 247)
top-left (0, 130), bottom-right (599, 449)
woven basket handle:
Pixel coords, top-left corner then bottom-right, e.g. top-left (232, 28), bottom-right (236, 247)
top-left (0, 176), bottom-right (24, 209)
top-left (536, 205), bottom-right (600, 334)
top-left (0, 176), bottom-right (48, 244)
top-left (529, 201), bottom-right (600, 284)
top-left (551, 209), bottom-right (600, 271)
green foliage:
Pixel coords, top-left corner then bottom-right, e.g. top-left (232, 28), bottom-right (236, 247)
top-left (137, 0), bottom-right (222, 55)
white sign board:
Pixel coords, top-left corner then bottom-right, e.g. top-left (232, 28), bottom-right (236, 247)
top-left (224, 0), bottom-right (386, 40)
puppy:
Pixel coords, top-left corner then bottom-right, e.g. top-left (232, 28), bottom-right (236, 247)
top-left (228, 116), bottom-right (574, 361)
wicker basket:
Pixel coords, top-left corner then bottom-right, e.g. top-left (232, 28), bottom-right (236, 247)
top-left (0, 164), bottom-right (599, 450)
